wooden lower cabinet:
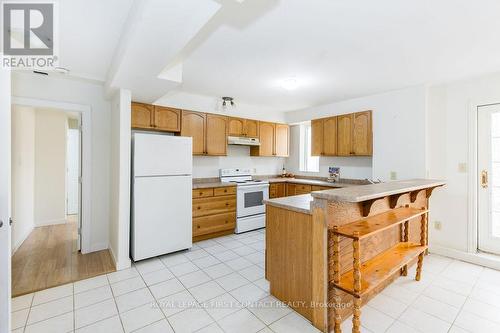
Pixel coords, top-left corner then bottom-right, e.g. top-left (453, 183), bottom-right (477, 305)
top-left (286, 183), bottom-right (312, 196)
top-left (311, 185), bottom-right (332, 191)
top-left (193, 212), bottom-right (236, 240)
top-left (192, 186), bottom-right (236, 242)
top-left (295, 184), bottom-right (312, 195)
top-left (269, 183), bottom-right (286, 199)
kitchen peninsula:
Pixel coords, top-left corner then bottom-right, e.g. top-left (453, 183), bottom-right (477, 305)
top-left (264, 179), bottom-right (445, 333)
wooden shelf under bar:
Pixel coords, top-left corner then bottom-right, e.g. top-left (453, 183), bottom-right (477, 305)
top-left (331, 242), bottom-right (427, 298)
top-left (333, 207), bottom-right (428, 240)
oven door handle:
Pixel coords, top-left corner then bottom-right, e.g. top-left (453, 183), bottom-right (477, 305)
top-left (237, 184), bottom-right (270, 190)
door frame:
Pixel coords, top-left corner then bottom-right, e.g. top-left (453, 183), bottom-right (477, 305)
top-left (467, 101), bottom-right (500, 253)
top-left (12, 96), bottom-right (93, 254)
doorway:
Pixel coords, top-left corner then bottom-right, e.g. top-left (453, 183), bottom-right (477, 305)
top-left (478, 103), bottom-right (500, 255)
top-left (10, 106), bottom-right (114, 297)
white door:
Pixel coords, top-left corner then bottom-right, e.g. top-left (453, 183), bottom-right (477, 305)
top-left (66, 128), bottom-right (80, 215)
top-left (478, 104), bottom-right (500, 254)
top-left (0, 70), bottom-right (12, 332)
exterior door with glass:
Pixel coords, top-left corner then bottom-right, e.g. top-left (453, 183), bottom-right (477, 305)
top-left (478, 104), bottom-right (500, 254)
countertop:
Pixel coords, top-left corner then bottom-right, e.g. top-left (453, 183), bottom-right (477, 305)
top-left (264, 194), bottom-right (314, 215)
top-left (192, 181), bottom-right (236, 189)
top-left (263, 177), bottom-right (357, 188)
top-left (193, 176), bottom-right (361, 189)
top-left (311, 179), bottom-right (446, 202)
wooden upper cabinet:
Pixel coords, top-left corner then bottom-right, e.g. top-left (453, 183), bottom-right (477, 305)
top-left (228, 117), bottom-right (245, 136)
top-left (228, 117), bottom-right (259, 138)
top-left (154, 106), bottom-right (181, 132)
top-left (250, 122), bottom-right (289, 157)
top-left (181, 111), bottom-right (206, 155)
top-left (245, 119), bottom-right (259, 138)
top-left (323, 116), bottom-right (337, 156)
top-left (311, 118), bottom-right (323, 156)
top-left (131, 102), bottom-right (154, 129)
top-left (352, 111), bottom-right (372, 155)
top-left (312, 117), bottom-right (337, 156)
top-left (337, 114), bottom-right (354, 156)
top-left (251, 122), bottom-right (275, 156)
top-left (206, 114), bottom-right (228, 156)
top-left (336, 111), bottom-right (372, 156)
top-left (275, 123), bottom-right (289, 157)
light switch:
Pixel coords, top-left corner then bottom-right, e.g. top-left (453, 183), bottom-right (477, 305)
top-left (434, 221), bottom-right (442, 230)
top-left (458, 163), bottom-right (467, 173)
top-left (390, 171), bottom-right (397, 180)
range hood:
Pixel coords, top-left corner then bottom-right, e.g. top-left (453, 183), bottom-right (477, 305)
top-left (227, 136), bottom-right (261, 146)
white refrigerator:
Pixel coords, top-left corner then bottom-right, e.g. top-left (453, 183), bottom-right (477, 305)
top-left (131, 133), bottom-right (192, 261)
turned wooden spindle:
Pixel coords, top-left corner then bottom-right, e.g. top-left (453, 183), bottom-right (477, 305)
top-left (352, 231), bottom-right (361, 333)
top-left (402, 220), bottom-right (409, 276)
top-left (332, 227), bottom-right (342, 333)
top-left (416, 209), bottom-right (427, 281)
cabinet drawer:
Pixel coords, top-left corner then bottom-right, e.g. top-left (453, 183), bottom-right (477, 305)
top-left (193, 212), bottom-right (236, 237)
top-left (311, 185), bottom-right (332, 191)
top-left (193, 196), bottom-right (236, 217)
top-left (192, 188), bottom-right (214, 198)
top-left (294, 184), bottom-right (312, 195)
top-left (214, 186), bottom-right (236, 196)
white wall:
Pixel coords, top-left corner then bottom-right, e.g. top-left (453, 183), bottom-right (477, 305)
top-left (12, 72), bottom-right (111, 251)
top-left (156, 91), bottom-right (287, 123)
top-left (286, 124), bottom-right (373, 179)
top-left (193, 145), bottom-right (285, 178)
top-left (34, 109), bottom-right (68, 226)
top-left (109, 89), bottom-right (132, 270)
top-left (427, 73), bottom-right (500, 253)
top-left (11, 106), bottom-right (35, 252)
top-left (285, 86), bottom-right (428, 181)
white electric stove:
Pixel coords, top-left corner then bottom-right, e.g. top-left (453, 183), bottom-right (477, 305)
top-left (220, 168), bottom-right (269, 233)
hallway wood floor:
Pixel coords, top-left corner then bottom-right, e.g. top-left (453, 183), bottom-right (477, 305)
top-left (11, 216), bottom-right (115, 297)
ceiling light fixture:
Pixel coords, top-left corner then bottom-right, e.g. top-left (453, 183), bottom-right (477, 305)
top-left (222, 96), bottom-right (235, 112)
top-left (281, 77), bottom-right (299, 90)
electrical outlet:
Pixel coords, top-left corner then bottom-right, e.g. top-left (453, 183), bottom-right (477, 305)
top-left (434, 221), bottom-right (442, 230)
top-left (458, 163), bottom-right (467, 173)
top-left (390, 171), bottom-right (397, 180)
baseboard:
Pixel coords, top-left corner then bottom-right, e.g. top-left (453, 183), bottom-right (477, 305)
top-left (109, 245), bottom-right (131, 271)
top-left (35, 218), bottom-right (67, 227)
top-left (11, 226), bottom-right (34, 255)
top-left (429, 244), bottom-right (500, 270)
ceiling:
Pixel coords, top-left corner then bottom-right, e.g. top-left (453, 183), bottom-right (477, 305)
top-left (56, 0), bottom-right (500, 111)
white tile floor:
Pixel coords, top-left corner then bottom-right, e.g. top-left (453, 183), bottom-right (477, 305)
top-left (10, 228), bottom-right (500, 333)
